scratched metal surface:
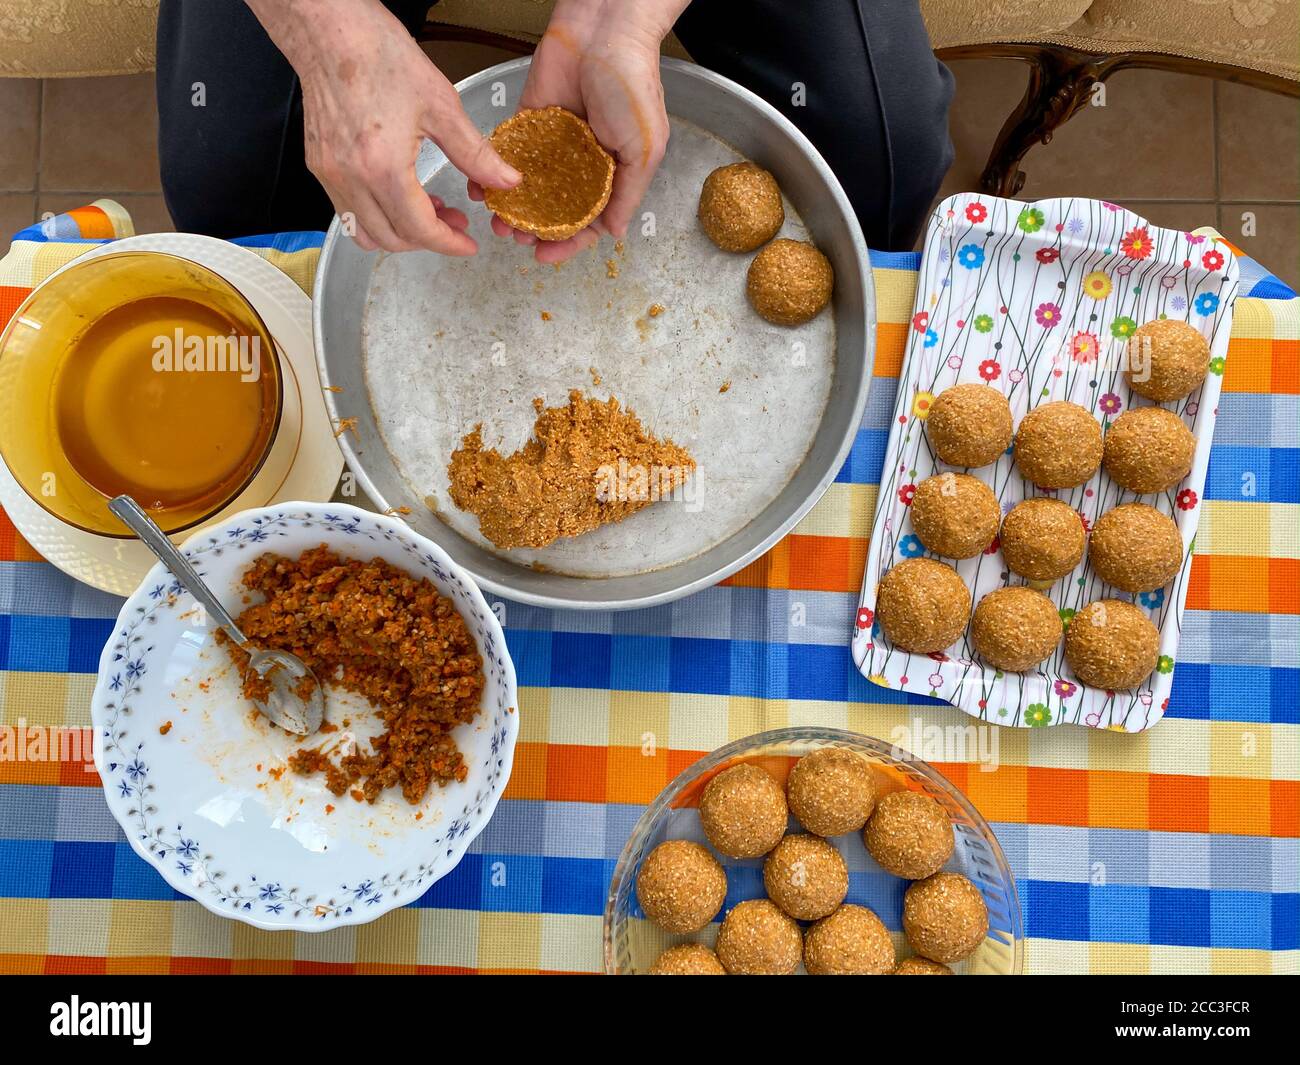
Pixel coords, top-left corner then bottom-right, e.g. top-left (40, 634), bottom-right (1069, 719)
top-left (315, 59), bottom-right (873, 608)
top-left (363, 116), bottom-right (833, 578)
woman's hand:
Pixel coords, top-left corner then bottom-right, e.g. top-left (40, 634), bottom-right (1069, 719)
top-left (470, 0), bottom-right (689, 264)
top-left (247, 0), bottom-right (521, 254)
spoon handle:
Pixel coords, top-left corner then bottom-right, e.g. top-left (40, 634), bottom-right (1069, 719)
top-left (109, 495), bottom-right (250, 648)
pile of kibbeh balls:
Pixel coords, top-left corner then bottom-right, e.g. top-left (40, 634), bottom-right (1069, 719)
top-left (635, 749), bottom-right (989, 975)
top-left (697, 161), bottom-right (833, 327)
top-left (878, 316), bottom-right (1212, 692)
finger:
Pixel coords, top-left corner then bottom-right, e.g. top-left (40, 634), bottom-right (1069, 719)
top-left (602, 110), bottom-right (669, 240)
top-left (352, 221), bottom-right (379, 253)
top-left (466, 180), bottom-right (485, 203)
top-left (351, 187), bottom-right (421, 253)
top-left (534, 226), bottom-right (600, 265)
top-left (384, 172), bottom-right (478, 255)
top-left (426, 194), bottom-right (469, 231)
top-left (316, 175), bottom-right (384, 252)
top-left (427, 83), bottom-right (521, 191)
top-left (602, 148), bottom-right (664, 241)
top-left (328, 178), bottom-right (411, 253)
top-left (436, 205), bottom-right (470, 232)
top-left (490, 214), bottom-right (514, 239)
top-left (513, 229), bottom-right (538, 246)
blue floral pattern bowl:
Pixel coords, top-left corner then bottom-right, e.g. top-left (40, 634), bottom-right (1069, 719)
top-left (91, 502), bottom-right (518, 931)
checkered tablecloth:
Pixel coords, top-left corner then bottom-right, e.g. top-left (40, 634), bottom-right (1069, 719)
top-left (0, 201), bottom-right (1296, 974)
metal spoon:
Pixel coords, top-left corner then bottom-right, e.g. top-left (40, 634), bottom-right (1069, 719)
top-left (109, 495), bottom-right (324, 736)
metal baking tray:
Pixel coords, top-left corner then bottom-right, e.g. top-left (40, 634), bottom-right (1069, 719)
top-left (314, 57), bottom-right (873, 609)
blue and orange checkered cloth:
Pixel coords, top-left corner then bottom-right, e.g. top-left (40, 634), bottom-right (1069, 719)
top-left (0, 200), bottom-right (1296, 973)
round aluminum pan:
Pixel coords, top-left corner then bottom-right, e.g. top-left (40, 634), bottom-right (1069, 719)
top-left (314, 57), bottom-right (874, 610)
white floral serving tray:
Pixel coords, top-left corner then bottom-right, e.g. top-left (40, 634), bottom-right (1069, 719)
top-left (852, 194), bottom-right (1239, 733)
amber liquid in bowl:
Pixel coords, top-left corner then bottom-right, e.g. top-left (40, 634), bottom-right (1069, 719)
top-left (0, 251), bottom-right (283, 536)
top-left (54, 296), bottom-right (276, 513)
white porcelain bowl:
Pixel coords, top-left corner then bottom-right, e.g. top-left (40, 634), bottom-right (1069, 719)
top-left (91, 502), bottom-right (518, 931)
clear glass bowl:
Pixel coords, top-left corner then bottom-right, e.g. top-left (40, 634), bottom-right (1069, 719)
top-left (604, 726), bottom-right (1023, 974)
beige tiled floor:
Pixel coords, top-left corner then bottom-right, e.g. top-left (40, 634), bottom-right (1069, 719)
top-left (938, 60), bottom-right (1299, 286)
top-left (1, 51), bottom-right (1296, 287)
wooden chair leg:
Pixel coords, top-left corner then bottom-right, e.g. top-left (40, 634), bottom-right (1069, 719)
top-left (975, 47), bottom-right (1128, 197)
top-left (416, 22), bottom-right (534, 54)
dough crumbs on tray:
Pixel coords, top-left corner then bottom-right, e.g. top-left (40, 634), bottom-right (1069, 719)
top-left (447, 390), bottom-right (696, 550)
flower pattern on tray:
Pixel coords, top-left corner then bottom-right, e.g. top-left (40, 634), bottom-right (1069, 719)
top-left (852, 195), bottom-right (1239, 733)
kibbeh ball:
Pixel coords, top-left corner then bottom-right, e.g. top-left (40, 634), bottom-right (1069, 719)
top-left (1125, 318), bottom-right (1210, 402)
top-left (910, 472), bottom-right (1001, 559)
top-left (1088, 503), bottom-right (1183, 593)
top-left (786, 747), bottom-right (877, 837)
top-left (875, 557), bottom-right (971, 654)
top-left (970, 586), bottom-right (1063, 672)
top-left (648, 943), bottom-right (726, 975)
top-left (699, 762), bottom-right (789, 859)
top-left (926, 383), bottom-right (1013, 469)
top-left (903, 872), bottom-right (989, 965)
top-left (803, 904), bottom-right (896, 975)
top-left (1103, 405), bottom-right (1196, 495)
top-left (715, 899), bottom-right (803, 975)
top-left (894, 956), bottom-right (955, 975)
top-left (863, 790), bottom-right (955, 880)
top-left (1064, 598), bottom-right (1160, 690)
top-left (746, 238), bottom-right (833, 326)
top-left (698, 161), bottom-right (784, 252)
top-left (764, 834), bottom-right (849, 921)
top-left (635, 839), bottom-right (727, 933)
top-left (1000, 497), bottom-right (1086, 582)
top-left (1014, 401), bottom-right (1103, 488)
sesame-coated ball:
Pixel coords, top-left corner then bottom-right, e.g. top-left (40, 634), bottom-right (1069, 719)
top-left (648, 942), bottom-right (726, 975)
top-left (635, 839), bottom-right (727, 933)
top-left (894, 956), bottom-right (955, 975)
top-left (1103, 405), bottom-right (1196, 494)
top-left (1088, 503), bottom-right (1182, 593)
top-left (903, 872), bottom-right (989, 964)
top-left (787, 747), bottom-right (876, 837)
top-left (970, 586), bottom-right (1062, 672)
top-left (910, 472), bottom-right (1001, 559)
top-left (699, 763), bottom-right (789, 859)
top-left (1014, 401), bottom-right (1103, 488)
top-left (698, 161), bottom-right (784, 252)
top-left (803, 904), bottom-right (896, 975)
top-left (715, 899), bottom-right (803, 975)
top-left (863, 790), bottom-right (955, 879)
top-left (1064, 598), bottom-right (1160, 690)
top-left (876, 557), bottom-right (971, 654)
top-left (926, 383), bottom-right (1013, 469)
top-left (1125, 318), bottom-right (1210, 402)
top-left (763, 834), bottom-right (849, 920)
top-left (746, 238), bottom-right (834, 326)
top-left (1000, 497), bottom-right (1086, 582)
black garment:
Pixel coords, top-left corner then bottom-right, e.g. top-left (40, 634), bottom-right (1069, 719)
top-left (156, 0), bottom-right (952, 250)
top-left (674, 0), bottom-right (954, 250)
top-left (155, 0), bottom-right (431, 236)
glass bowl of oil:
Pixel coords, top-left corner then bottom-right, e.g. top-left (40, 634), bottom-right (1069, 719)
top-left (0, 251), bottom-right (284, 537)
